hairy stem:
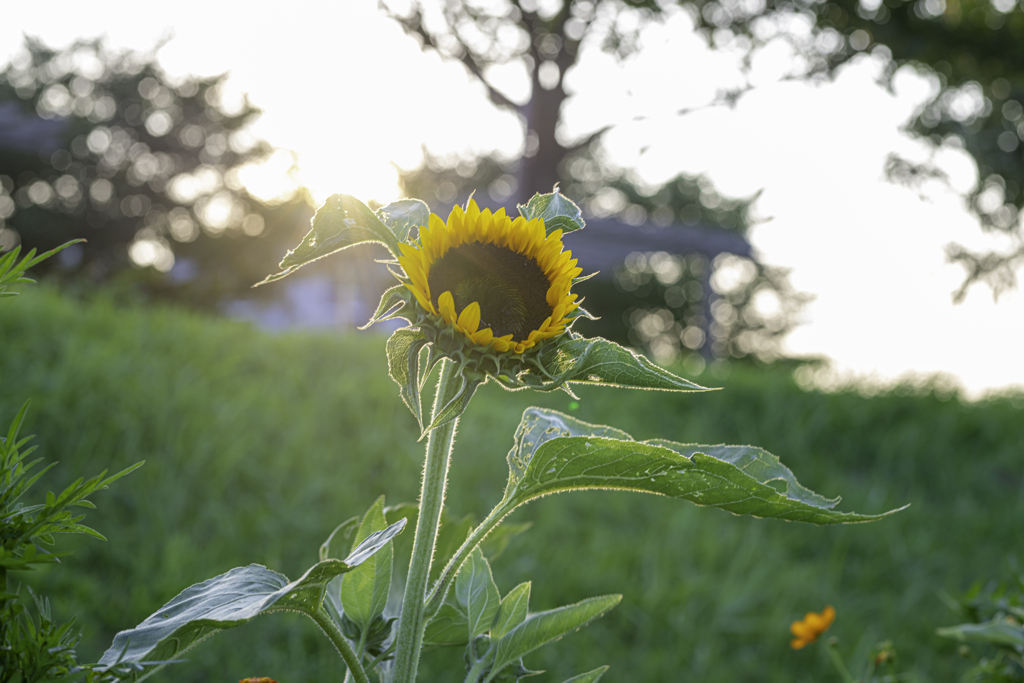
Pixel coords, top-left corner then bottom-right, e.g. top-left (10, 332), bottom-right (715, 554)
top-left (424, 499), bottom-right (513, 621)
top-left (392, 359), bottom-right (465, 683)
top-left (309, 607), bottom-right (370, 683)
top-left (463, 657), bottom-right (490, 683)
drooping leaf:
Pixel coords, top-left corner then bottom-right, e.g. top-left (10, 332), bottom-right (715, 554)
top-left (647, 440), bottom-right (838, 509)
top-left (456, 547), bottom-right (501, 639)
top-left (487, 595), bottom-right (621, 683)
top-left (503, 408), bottom-right (905, 524)
top-left (491, 582), bottom-right (531, 640)
top-left (361, 284), bottom-right (409, 330)
top-left (536, 335), bottom-right (709, 393)
top-left (559, 666), bottom-right (610, 683)
top-left (97, 519), bottom-right (405, 680)
top-left (376, 199), bottom-right (430, 243)
top-left (341, 496), bottom-right (393, 632)
top-left (517, 189), bottom-right (584, 235)
top-left (257, 194), bottom-right (400, 286)
top-left (937, 621), bottom-right (1024, 647)
top-left (387, 328), bottom-right (428, 429)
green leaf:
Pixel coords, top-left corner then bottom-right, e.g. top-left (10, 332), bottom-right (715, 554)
top-left (98, 518), bottom-right (405, 680)
top-left (361, 284), bottom-right (409, 330)
top-left (423, 603), bottom-right (470, 647)
top-left (647, 440), bottom-right (839, 509)
top-left (422, 376), bottom-right (483, 436)
top-left (97, 562), bottom-right (346, 679)
top-left (387, 328), bottom-right (428, 429)
top-left (559, 666), bottom-right (610, 683)
top-left (487, 595), bottom-right (621, 683)
top-left (517, 189), bottom-right (584, 235)
top-left (937, 621), bottom-right (1024, 647)
top-left (456, 547), bottom-right (501, 639)
top-left (256, 194), bottom-right (399, 286)
top-left (503, 408), bottom-right (905, 524)
top-left (0, 240), bottom-right (84, 295)
top-left (341, 496), bottom-right (394, 632)
top-left (536, 336), bottom-right (709, 393)
top-left (491, 582), bottom-right (531, 640)
top-left (376, 199), bottom-right (429, 243)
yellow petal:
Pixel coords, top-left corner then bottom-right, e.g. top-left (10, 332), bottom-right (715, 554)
top-left (457, 301), bottom-right (481, 334)
top-left (471, 327), bottom-right (494, 345)
top-left (438, 291), bottom-right (456, 324)
top-left (404, 283), bottom-right (434, 313)
top-left (547, 282), bottom-right (566, 308)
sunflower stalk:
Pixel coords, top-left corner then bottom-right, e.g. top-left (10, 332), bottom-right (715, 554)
top-left (423, 498), bottom-right (514, 623)
top-left (392, 358), bottom-right (466, 683)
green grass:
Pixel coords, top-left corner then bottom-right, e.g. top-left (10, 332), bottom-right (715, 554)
top-left (1, 286), bottom-right (1021, 682)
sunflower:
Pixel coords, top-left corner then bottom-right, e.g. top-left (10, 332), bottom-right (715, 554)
top-left (397, 199), bottom-right (583, 354)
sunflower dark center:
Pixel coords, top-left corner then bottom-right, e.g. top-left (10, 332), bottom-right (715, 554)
top-left (428, 242), bottom-right (552, 339)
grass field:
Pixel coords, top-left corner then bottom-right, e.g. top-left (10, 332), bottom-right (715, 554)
top-left (1, 287), bottom-right (1021, 682)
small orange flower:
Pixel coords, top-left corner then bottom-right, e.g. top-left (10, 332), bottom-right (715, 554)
top-left (238, 678), bottom-right (279, 683)
top-left (790, 605), bottom-right (836, 649)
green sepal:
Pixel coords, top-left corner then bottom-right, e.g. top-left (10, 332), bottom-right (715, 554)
top-left (361, 284), bottom-right (410, 330)
top-left (456, 547), bottom-right (501, 639)
top-left (340, 496), bottom-right (394, 633)
top-left (257, 194), bottom-right (401, 286)
top-left (421, 375), bottom-right (484, 437)
top-left (387, 328), bottom-right (429, 429)
top-left (486, 595), bottom-right (621, 683)
top-left (96, 517), bottom-right (405, 680)
top-left (376, 198), bottom-right (430, 243)
top-left (517, 188), bottom-right (584, 235)
top-left (937, 620), bottom-right (1024, 646)
top-left (559, 666), bottom-right (610, 683)
top-left (503, 408), bottom-right (906, 524)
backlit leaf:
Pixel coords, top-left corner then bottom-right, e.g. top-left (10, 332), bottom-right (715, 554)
top-left (503, 408), bottom-right (904, 524)
top-left (487, 595), bottom-right (621, 682)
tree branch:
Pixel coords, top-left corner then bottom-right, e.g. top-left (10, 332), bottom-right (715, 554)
top-left (380, 0), bottom-right (524, 114)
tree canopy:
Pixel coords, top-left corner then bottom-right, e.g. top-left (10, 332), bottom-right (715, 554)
top-left (0, 38), bottom-right (312, 304)
top-left (382, 0), bottom-right (1024, 299)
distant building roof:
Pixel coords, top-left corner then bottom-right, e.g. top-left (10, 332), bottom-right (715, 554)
top-left (563, 217), bottom-right (752, 278)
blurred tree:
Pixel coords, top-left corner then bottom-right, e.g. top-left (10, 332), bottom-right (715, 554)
top-left (386, 2), bottom-right (809, 362)
top-left (0, 38), bottom-right (312, 305)
top-left (381, 0), bottom-right (1024, 302)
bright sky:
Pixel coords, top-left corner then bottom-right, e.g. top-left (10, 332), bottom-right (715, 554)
top-left (3, 1), bottom-right (1022, 399)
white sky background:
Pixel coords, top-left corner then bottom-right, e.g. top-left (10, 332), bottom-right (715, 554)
top-left (2, 0), bottom-right (1022, 398)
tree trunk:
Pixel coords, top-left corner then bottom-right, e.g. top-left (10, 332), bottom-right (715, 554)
top-left (516, 70), bottom-right (569, 203)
